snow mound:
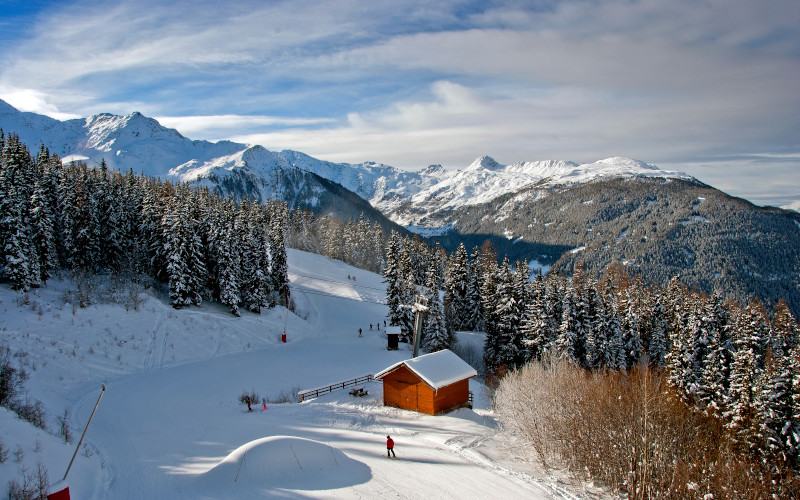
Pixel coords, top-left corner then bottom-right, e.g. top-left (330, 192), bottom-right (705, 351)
top-left (200, 436), bottom-right (371, 492)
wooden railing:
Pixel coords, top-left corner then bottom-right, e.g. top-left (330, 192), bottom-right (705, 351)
top-left (298, 374), bottom-right (374, 402)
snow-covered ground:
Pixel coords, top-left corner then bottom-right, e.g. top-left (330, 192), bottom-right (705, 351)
top-left (1, 250), bottom-right (590, 499)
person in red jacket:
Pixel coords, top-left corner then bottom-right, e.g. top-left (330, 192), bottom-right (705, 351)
top-left (386, 435), bottom-right (396, 458)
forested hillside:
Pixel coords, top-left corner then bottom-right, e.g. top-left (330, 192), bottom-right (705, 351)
top-left (446, 176), bottom-right (800, 317)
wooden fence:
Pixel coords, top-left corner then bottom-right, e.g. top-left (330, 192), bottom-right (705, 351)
top-left (298, 374), bottom-right (374, 402)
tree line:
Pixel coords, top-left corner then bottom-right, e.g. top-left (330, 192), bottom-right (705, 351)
top-left (0, 131), bottom-right (289, 315)
top-left (387, 235), bottom-right (799, 475)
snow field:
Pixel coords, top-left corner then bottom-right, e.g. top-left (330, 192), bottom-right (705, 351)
top-left (1, 249), bottom-right (568, 498)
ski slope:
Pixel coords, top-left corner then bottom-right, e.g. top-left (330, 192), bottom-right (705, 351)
top-left (0, 250), bottom-right (579, 499)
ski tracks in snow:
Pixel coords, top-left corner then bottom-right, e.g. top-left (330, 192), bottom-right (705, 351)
top-left (142, 306), bottom-right (166, 371)
top-left (418, 432), bottom-right (580, 500)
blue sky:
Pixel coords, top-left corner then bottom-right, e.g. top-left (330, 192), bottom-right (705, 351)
top-left (0, 0), bottom-right (798, 207)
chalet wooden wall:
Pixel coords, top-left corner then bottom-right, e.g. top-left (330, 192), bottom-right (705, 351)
top-left (432, 379), bottom-right (470, 415)
top-left (382, 366), bottom-right (470, 415)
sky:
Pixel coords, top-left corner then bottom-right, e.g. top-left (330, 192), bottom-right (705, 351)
top-left (0, 0), bottom-right (798, 207)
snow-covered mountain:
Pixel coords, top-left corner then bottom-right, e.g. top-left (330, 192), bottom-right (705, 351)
top-left (1, 99), bottom-right (691, 230)
top-left (388, 155), bottom-right (693, 227)
top-left (0, 99), bottom-right (407, 232)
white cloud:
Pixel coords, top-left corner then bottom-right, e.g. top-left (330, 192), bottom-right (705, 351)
top-left (0, 87), bottom-right (81, 120)
top-left (0, 0), bottom-right (797, 206)
top-left (155, 114), bottom-right (336, 139)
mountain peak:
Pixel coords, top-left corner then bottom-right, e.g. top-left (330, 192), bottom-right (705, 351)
top-left (468, 155), bottom-right (501, 170)
top-left (419, 164), bottom-right (445, 176)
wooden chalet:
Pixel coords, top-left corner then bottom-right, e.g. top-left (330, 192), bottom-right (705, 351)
top-left (374, 349), bottom-right (477, 415)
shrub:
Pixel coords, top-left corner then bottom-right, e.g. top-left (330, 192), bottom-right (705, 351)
top-left (238, 389), bottom-right (260, 406)
top-left (57, 409), bottom-right (73, 444)
top-left (9, 398), bottom-right (47, 430)
top-left (265, 385), bottom-right (302, 404)
top-left (494, 356), bottom-right (800, 498)
top-left (6, 460), bottom-right (48, 500)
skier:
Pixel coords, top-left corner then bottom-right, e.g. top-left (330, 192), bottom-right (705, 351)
top-left (377, 323), bottom-right (380, 331)
top-left (370, 324), bottom-right (373, 330)
top-left (262, 399), bottom-right (267, 411)
top-left (359, 328), bottom-right (362, 337)
top-left (245, 395), bottom-right (252, 412)
top-left (386, 435), bottom-right (396, 458)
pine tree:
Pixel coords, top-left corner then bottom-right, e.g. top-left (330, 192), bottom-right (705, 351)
top-left (620, 288), bottom-right (643, 369)
top-left (725, 298), bottom-right (770, 453)
top-left (647, 295), bottom-right (669, 367)
top-left (702, 293), bottom-right (733, 416)
top-left (384, 231), bottom-right (403, 327)
top-left (756, 347), bottom-right (799, 467)
top-left (520, 272), bottom-right (549, 362)
top-left (556, 281), bottom-right (581, 364)
top-left (217, 207), bottom-right (241, 316)
top-left (422, 264), bottom-right (450, 353)
top-left (269, 205), bottom-right (289, 308)
top-left (0, 135), bottom-right (38, 289)
top-left (466, 246), bottom-right (484, 331)
top-left (444, 243), bottom-right (470, 332)
top-left (602, 288), bottom-right (626, 370)
top-left (492, 258), bottom-right (523, 368)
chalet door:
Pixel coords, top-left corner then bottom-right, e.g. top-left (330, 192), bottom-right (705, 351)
top-left (396, 382), bottom-right (418, 411)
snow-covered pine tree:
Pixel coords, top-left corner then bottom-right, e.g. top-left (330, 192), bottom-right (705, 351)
top-left (620, 288), bottom-right (644, 370)
top-left (602, 288), bottom-right (626, 370)
top-left (556, 281), bottom-right (582, 364)
top-left (756, 346), bottom-right (799, 468)
top-left (422, 263), bottom-right (451, 353)
top-left (269, 204), bottom-right (289, 308)
top-left (217, 205), bottom-right (241, 316)
top-left (30, 148), bottom-right (58, 283)
top-left (520, 272), bottom-right (550, 362)
top-left (492, 258), bottom-right (524, 368)
top-left (664, 279), bottom-right (692, 394)
top-left (465, 246), bottom-right (484, 331)
top-left (240, 200), bottom-right (263, 312)
top-left (444, 243), bottom-right (470, 333)
top-left (725, 298), bottom-right (771, 453)
top-left (701, 293), bottom-right (733, 416)
top-left (772, 299), bottom-right (799, 355)
top-left (395, 243), bottom-right (418, 342)
top-left (163, 187), bottom-right (207, 308)
top-left (0, 134), bottom-right (38, 290)
top-left (384, 230), bottom-right (403, 326)
top-left (481, 254), bottom-right (502, 373)
top-left (583, 284), bottom-right (605, 370)
top-left (647, 295), bottom-right (669, 367)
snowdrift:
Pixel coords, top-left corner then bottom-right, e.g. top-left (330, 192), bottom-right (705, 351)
top-left (199, 436), bottom-right (371, 493)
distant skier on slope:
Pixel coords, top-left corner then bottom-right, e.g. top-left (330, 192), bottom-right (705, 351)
top-left (386, 435), bottom-right (396, 458)
top-left (262, 398), bottom-right (267, 411)
top-left (245, 395), bottom-right (252, 412)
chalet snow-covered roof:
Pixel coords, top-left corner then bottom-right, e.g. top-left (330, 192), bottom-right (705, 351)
top-left (374, 349), bottom-right (477, 390)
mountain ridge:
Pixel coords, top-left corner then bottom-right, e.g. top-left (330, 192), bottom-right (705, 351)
top-left (0, 99), bottom-right (692, 229)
